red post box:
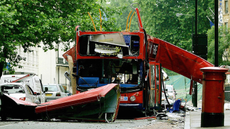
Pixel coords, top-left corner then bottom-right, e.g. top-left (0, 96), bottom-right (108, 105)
top-left (200, 67), bottom-right (228, 127)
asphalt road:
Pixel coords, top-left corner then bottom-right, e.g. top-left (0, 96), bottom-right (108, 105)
top-left (0, 113), bottom-right (184, 129)
top-left (0, 119), bottom-right (159, 129)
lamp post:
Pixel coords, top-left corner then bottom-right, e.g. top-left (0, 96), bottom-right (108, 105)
top-left (215, 0), bottom-right (218, 66)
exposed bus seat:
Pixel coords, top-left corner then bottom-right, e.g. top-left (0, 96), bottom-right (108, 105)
top-left (78, 77), bottom-right (99, 87)
top-left (120, 84), bottom-right (139, 88)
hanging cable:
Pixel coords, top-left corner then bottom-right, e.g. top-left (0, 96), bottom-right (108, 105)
top-left (88, 12), bottom-right (97, 32)
top-left (162, 81), bottom-right (170, 105)
top-left (126, 11), bottom-right (132, 32)
top-left (128, 12), bottom-right (135, 32)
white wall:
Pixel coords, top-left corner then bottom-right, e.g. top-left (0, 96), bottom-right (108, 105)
top-left (13, 44), bottom-right (56, 85)
top-left (13, 42), bottom-right (74, 87)
top-left (38, 44), bottom-right (56, 84)
top-left (14, 46), bottom-right (39, 74)
top-left (14, 47), bottom-right (39, 74)
top-left (56, 66), bottom-right (69, 86)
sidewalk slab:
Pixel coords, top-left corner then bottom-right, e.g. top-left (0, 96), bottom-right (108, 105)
top-left (185, 110), bottom-right (230, 129)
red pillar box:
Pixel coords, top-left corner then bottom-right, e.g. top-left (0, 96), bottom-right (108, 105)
top-left (200, 67), bottom-right (228, 127)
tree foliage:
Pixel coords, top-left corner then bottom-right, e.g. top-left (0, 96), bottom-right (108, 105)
top-left (103, 0), bottom-right (230, 74)
top-left (0, 0), bottom-right (121, 77)
top-left (103, 0), bottom-right (214, 52)
top-left (2, 0), bottom-right (229, 78)
top-left (137, 0), bottom-right (214, 51)
top-left (101, 0), bottom-right (139, 32)
top-left (207, 26), bottom-right (230, 66)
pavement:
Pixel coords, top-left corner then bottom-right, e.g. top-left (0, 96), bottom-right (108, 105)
top-left (184, 110), bottom-right (230, 129)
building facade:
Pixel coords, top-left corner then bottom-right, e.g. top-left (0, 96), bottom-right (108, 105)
top-left (223, 0), bottom-right (230, 27)
top-left (13, 43), bottom-right (71, 88)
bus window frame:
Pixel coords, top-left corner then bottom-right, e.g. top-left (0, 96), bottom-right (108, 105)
top-left (75, 31), bottom-right (145, 60)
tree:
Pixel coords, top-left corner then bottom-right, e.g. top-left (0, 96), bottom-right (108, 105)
top-left (136, 0), bottom-right (213, 51)
top-left (207, 26), bottom-right (230, 66)
top-left (100, 0), bottom-right (139, 32)
top-left (101, 0), bottom-right (214, 51)
top-left (0, 0), bottom-right (121, 78)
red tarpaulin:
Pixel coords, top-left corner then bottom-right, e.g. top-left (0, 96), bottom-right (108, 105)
top-left (148, 37), bottom-right (214, 84)
top-left (36, 84), bottom-right (119, 113)
top-left (1, 84), bottom-right (120, 122)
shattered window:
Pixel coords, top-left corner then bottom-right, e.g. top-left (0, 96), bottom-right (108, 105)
top-left (77, 59), bottom-right (139, 84)
top-left (79, 34), bottom-right (140, 57)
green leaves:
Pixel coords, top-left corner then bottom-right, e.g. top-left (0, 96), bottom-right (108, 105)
top-left (207, 26), bottom-right (230, 66)
top-left (0, 0), bottom-right (122, 74)
top-left (134, 0), bottom-right (213, 51)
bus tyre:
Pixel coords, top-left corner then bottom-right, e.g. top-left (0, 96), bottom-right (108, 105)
top-left (1, 107), bottom-right (7, 121)
top-left (145, 108), bottom-right (155, 117)
top-left (1, 115), bottom-right (7, 121)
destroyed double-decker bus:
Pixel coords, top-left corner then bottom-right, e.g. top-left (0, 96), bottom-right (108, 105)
top-left (63, 8), bottom-right (213, 116)
top-left (63, 8), bottom-right (163, 115)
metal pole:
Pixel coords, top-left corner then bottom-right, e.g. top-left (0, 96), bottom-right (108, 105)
top-left (192, 82), bottom-right (197, 107)
top-left (215, 0), bottom-right (218, 66)
top-left (192, 0), bottom-right (198, 108)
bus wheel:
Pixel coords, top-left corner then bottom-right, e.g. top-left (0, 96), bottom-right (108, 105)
top-left (145, 109), bottom-right (155, 117)
top-left (1, 115), bottom-right (7, 121)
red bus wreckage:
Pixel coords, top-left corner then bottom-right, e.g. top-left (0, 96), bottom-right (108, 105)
top-left (62, 8), bottom-right (213, 115)
top-left (1, 84), bottom-right (120, 122)
top-left (0, 8), bottom-right (213, 121)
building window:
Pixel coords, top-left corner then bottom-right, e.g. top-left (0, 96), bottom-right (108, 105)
top-left (225, 22), bottom-right (228, 29)
top-left (225, 0), bottom-right (228, 14)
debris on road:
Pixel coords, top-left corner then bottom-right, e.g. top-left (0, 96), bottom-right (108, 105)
top-left (134, 116), bottom-right (156, 120)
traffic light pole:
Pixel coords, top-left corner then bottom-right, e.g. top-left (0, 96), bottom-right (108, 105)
top-left (192, 81), bottom-right (198, 107)
top-left (192, 0), bottom-right (198, 108)
top-left (215, 0), bottom-right (218, 66)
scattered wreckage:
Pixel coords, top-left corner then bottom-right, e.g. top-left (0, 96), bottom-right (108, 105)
top-left (0, 84), bottom-right (120, 122)
top-left (0, 73), bottom-right (46, 103)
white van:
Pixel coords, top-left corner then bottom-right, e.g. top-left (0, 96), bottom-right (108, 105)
top-left (0, 74), bottom-right (45, 103)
